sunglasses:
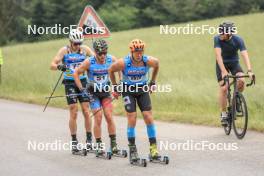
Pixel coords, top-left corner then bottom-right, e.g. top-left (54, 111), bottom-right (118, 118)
top-left (134, 48), bottom-right (144, 52)
top-left (97, 52), bottom-right (107, 56)
top-left (73, 42), bottom-right (82, 46)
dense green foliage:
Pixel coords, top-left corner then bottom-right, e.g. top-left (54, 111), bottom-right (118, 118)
top-left (1, 0), bottom-right (264, 45)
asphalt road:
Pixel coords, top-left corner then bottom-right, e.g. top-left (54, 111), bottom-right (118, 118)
top-left (0, 99), bottom-right (263, 176)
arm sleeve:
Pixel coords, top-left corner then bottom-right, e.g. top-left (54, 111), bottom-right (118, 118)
top-left (214, 36), bottom-right (221, 48)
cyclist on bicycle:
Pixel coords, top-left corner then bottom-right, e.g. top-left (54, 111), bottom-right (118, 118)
top-left (214, 21), bottom-right (254, 125)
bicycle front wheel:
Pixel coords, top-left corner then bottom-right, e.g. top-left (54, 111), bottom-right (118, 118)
top-left (232, 92), bottom-right (248, 139)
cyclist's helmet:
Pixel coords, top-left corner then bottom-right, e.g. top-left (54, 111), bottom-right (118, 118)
top-left (69, 29), bottom-right (84, 43)
top-left (219, 21), bottom-right (236, 35)
top-left (93, 39), bottom-right (108, 53)
top-left (129, 39), bottom-right (145, 52)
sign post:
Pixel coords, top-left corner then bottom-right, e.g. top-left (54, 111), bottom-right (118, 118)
top-left (78, 5), bottom-right (111, 39)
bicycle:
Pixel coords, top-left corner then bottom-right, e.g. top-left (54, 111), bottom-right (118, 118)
top-left (222, 74), bottom-right (255, 139)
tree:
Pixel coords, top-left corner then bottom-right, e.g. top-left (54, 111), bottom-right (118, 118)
top-left (99, 1), bottom-right (139, 31)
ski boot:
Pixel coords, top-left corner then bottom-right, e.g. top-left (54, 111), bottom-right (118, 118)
top-left (85, 139), bottom-right (94, 153)
top-left (129, 144), bottom-right (147, 167)
top-left (148, 143), bottom-right (169, 164)
top-left (110, 142), bottom-right (127, 158)
top-left (71, 140), bottom-right (87, 156)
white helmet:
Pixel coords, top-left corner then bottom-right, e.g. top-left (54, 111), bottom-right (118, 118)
top-left (69, 29), bottom-right (84, 43)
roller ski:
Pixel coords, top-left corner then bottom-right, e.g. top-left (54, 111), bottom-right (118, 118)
top-left (129, 144), bottom-right (147, 167)
top-left (71, 140), bottom-right (87, 156)
top-left (148, 144), bottom-right (169, 164)
top-left (110, 142), bottom-right (127, 158)
top-left (95, 148), bottom-right (112, 160)
top-left (94, 142), bottom-right (111, 160)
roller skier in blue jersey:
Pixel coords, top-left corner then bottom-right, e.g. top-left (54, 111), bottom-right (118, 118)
top-left (50, 29), bottom-right (94, 154)
top-left (73, 39), bottom-right (122, 157)
top-left (109, 39), bottom-right (168, 166)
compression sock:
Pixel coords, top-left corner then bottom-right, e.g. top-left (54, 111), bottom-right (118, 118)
top-left (146, 124), bottom-right (157, 145)
top-left (127, 127), bottom-right (136, 145)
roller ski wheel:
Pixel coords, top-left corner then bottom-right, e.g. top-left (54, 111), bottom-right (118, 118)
top-left (72, 149), bottom-right (87, 156)
top-left (149, 154), bottom-right (169, 165)
top-left (95, 150), bottom-right (112, 160)
top-left (130, 158), bottom-right (147, 167)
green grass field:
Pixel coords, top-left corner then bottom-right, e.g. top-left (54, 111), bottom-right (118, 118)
top-left (1, 13), bottom-right (263, 131)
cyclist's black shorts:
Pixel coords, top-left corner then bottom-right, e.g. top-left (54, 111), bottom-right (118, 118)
top-left (63, 79), bottom-right (89, 105)
top-left (216, 61), bottom-right (244, 82)
top-left (121, 85), bottom-right (152, 113)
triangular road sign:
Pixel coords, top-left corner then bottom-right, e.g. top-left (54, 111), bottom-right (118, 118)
top-left (78, 5), bottom-right (111, 38)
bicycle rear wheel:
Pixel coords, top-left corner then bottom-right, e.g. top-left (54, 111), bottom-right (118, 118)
top-left (232, 93), bottom-right (248, 139)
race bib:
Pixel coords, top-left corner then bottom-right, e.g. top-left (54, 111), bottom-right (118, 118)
top-left (94, 74), bottom-right (108, 84)
top-left (128, 75), bottom-right (143, 82)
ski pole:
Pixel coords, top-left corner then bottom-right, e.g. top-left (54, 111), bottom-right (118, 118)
top-left (43, 71), bottom-right (64, 112)
top-left (89, 96), bottom-right (116, 118)
top-left (45, 93), bottom-right (83, 99)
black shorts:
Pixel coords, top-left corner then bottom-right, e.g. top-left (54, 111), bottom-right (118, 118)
top-left (121, 87), bottom-right (152, 113)
top-left (216, 61), bottom-right (243, 82)
top-left (89, 91), bottom-right (112, 110)
top-left (63, 79), bottom-right (89, 105)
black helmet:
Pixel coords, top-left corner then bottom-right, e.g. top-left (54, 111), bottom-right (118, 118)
top-left (218, 21), bottom-right (236, 35)
top-left (93, 39), bottom-right (108, 53)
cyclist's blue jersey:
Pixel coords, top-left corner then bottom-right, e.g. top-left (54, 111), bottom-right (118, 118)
top-left (214, 35), bottom-right (246, 63)
top-left (63, 46), bottom-right (87, 80)
top-left (88, 55), bottom-right (113, 87)
top-left (122, 54), bottom-right (149, 86)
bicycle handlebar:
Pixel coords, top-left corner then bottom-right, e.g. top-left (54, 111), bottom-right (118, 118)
top-left (223, 74), bottom-right (256, 87)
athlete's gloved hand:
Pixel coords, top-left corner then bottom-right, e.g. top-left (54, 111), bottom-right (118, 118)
top-left (57, 64), bottom-right (67, 72)
top-left (148, 81), bottom-right (156, 93)
top-left (112, 84), bottom-right (121, 99)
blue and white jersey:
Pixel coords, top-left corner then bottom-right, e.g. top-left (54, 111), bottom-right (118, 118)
top-left (122, 54), bottom-right (149, 86)
top-left (88, 54), bottom-right (113, 87)
top-left (63, 46), bottom-right (86, 80)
